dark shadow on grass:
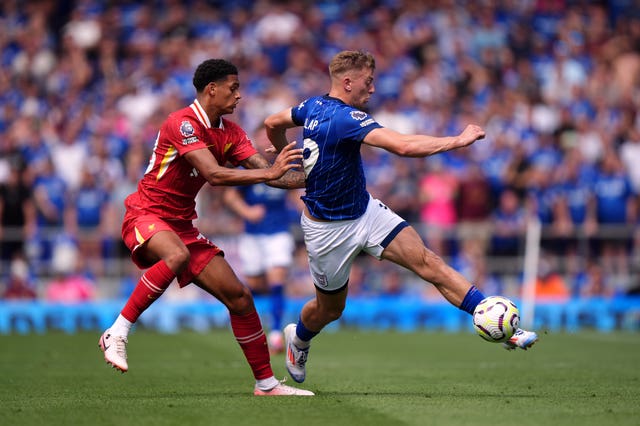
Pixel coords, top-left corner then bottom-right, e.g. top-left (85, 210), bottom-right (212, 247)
top-left (101, 387), bottom-right (544, 399)
top-left (318, 391), bottom-right (542, 398)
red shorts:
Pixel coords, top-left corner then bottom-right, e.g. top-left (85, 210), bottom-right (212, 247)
top-left (121, 212), bottom-right (223, 287)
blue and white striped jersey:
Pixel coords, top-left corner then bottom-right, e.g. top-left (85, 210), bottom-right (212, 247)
top-left (291, 95), bottom-right (382, 220)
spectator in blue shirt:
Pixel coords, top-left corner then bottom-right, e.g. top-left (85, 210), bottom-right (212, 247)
top-left (68, 166), bottom-right (112, 277)
top-left (490, 187), bottom-right (526, 260)
top-left (590, 149), bottom-right (637, 289)
top-left (31, 156), bottom-right (70, 273)
top-left (550, 149), bottom-right (597, 259)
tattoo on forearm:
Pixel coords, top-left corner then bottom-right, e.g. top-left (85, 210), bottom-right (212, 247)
top-left (268, 171), bottom-right (306, 189)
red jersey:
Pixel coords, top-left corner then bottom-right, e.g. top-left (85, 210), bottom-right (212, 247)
top-left (125, 99), bottom-right (257, 220)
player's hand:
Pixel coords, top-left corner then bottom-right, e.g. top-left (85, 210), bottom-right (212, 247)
top-left (459, 124), bottom-right (486, 146)
top-left (268, 141), bottom-right (302, 179)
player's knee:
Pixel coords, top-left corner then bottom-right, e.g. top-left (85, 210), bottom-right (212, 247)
top-left (417, 249), bottom-right (447, 280)
top-left (226, 285), bottom-right (255, 314)
top-left (164, 246), bottom-right (190, 273)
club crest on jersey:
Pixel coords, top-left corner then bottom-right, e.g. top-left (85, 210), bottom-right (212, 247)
top-left (350, 111), bottom-right (367, 121)
top-left (313, 273), bottom-right (329, 288)
top-left (180, 120), bottom-right (198, 144)
top-left (180, 120), bottom-right (194, 136)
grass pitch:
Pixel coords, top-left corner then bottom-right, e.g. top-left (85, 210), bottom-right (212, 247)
top-left (0, 329), bottom-right (638, 426)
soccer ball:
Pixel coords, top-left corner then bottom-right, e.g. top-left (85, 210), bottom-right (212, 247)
top-left (472, 296), bottom-right (520, 343)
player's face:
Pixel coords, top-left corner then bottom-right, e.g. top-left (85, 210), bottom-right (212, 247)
top-left (211, 75), bottom-right (241, 115)
top-left (349, 68), bottom-right (375, 110)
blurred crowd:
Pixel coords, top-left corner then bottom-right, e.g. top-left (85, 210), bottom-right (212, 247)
top-left (1, 0), bottom-right (640, 304)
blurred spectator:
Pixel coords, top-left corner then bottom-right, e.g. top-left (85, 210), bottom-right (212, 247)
top-left (572, 260), bottom-right (615, 299)
top-left (384, 157), bottom-right (420, 223)
top-left (2, 253), bottom-right (37, 300)
top-left (573, 113), bottom-right (605, 165)
top-left (524, 164), bottom-right (562, 253)
top-left (67, 166), bottom-right (113, 277)
top-left (253, 1), bottom-right (302, 74)
top-left (590, 149), bottom-right (637, 290)
top-left (0, 0), bottom-right (639, 298)
top-left (0, 165), bottom-right (35, 267)
top-left (50, 121), bottom-right (91, 192)
top-left (551, 149), bottom-right (597, 260)
top-left (456, 162), bottom-right (492, 247)
top-left (619, 126), bottom-right (640, 194)
top-left (490, 188), bottom-right (526, 259)
top-left (346, 258), bottom-right (367, 296)
top-left (452, 238), bottom-right (496, 293)
top-left (10, 9), bottom-right (56, 81)
top-left (288, 243), bottom-right (314, 298)
top-left (32, 156), bottom-right (68, 227)
top-left (62, 2), bottom-right (102, 50)
top-left (108, 143), bottom-right (146, 260)
top-left (480, 132), bottom-right (523, 202)
top-left (12, 116), bottom-right (50, 174)
top-left (533, 253), bottom-right (571, 301)
top-left (45, 271), bottom-right (96, 303)
top-left (30, 156), bottom-right (71, 272)
top-left (45, 237), bottom-right (96, 303)
top-left (418, 157), bottom-right (459, 256)
top-left (86, 131), bottom-right (126, 193)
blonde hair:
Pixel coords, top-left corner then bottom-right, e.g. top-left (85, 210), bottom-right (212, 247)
top-left (328, 50), bottom-right (376, 78)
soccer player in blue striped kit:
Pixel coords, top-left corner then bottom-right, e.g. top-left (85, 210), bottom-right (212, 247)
top-left (264, 50), bottom-right (539, 384)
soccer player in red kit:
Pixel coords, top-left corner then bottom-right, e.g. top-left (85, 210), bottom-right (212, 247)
top-left (98, 59), bottom-right (313, 396)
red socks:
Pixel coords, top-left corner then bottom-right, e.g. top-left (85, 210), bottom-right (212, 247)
top-left (121, 260), bottom-right (176, 323)
top-left (121, 262), bottom-right (272, 380)
top-left (230, 310), bottom-right (273, 380)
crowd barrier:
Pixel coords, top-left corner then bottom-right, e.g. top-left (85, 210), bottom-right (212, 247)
top-left (0, 296), bottom-right (639, 335)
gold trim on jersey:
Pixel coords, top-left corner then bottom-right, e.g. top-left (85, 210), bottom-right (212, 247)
top-left (134, 226), bottom-right (145, 244)
top-left (157, 145), bottom-right (177, 181)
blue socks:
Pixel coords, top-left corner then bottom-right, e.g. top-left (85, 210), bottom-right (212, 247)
top-left (459, 285), bottom-right (485, 315)
top-left (296, 316), bottom-right (319, 343)
top-left (270, 284), bottom-right (284, 331)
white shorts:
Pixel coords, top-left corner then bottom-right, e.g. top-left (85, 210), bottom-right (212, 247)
top-left (238, 232), bottom-right (295, 277)
top-left (301, 196), bottom-right (407, 293)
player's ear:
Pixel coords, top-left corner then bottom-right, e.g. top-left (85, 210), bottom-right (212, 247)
top-left (344, 78), bottom-right (352, 92)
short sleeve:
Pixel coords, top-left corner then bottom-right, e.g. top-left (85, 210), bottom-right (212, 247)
top-left (164, 117), bottom-right (210, 156)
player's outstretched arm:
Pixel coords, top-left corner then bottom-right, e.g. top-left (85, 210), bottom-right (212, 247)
top-left (240, 151), bottom-right (306, 189)
top-left (264, 108), bottom-right (298, 153)
top-left (184, 142), bottom-right (302, 186)
top-left (363, 124), bottom-right (485, 157)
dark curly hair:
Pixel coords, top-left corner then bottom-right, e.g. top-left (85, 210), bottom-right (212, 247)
top-left (192, 59), bottom-right (238, 92)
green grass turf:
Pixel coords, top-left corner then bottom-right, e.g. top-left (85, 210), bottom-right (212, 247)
top-left (0, 329), bottom-right (638, 426)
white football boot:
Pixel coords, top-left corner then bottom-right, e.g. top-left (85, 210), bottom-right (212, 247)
top-left (99, 329), bottom-right (129, 372)
top-left (502, 328), bottom-right (539, 351)
top-left (253, 379), bottom-right (314, 396)
top-left (284, 323), bottom-right (309, 383)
